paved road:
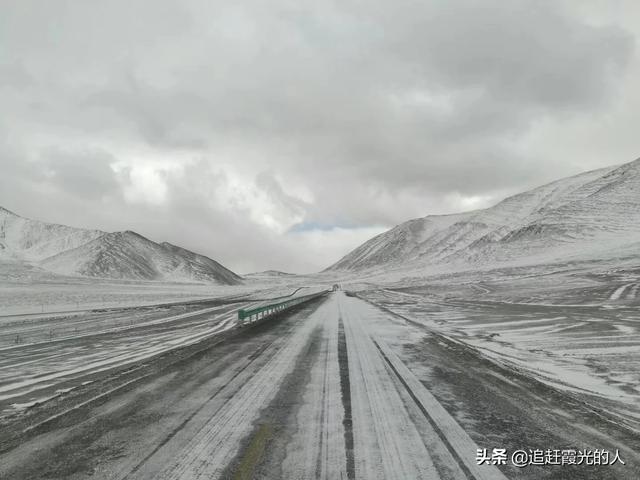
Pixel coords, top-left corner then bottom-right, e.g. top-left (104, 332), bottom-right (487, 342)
top-left (0, 292), bottom-right (637, 479)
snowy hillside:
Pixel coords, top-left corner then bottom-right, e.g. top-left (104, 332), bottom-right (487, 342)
top-left (328, 158), bottom-right (640, 273)
top-left (327, 213), bottom-right (471, 271)
top-left (0, 207), bottom-right (242, 284)
top-left (159, 242), bottom-right (242, 284)
top-left (0, 206), bottom-right (104, 261)
top-left (244, 270), bottom-right (296, 278)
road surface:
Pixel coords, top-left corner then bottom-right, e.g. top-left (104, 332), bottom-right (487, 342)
top-left (0, 292), bottom-right (637, 479)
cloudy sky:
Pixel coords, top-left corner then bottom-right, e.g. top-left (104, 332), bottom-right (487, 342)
top-left (1, 1), bottom-right (639, 273)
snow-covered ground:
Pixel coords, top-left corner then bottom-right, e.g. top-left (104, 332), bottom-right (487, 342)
top-left (0, 279), bottom-right (327, 416)
top-left (0, 280), bottom-right (241, 315)
top-left (0, 263), bottom-right (328, 315)
top-left (3, 290), bottom-right (636, 479)
top-left (358, 266), bottom-right (640, 429)
top-left (0, 301), bottom-right (247, 415)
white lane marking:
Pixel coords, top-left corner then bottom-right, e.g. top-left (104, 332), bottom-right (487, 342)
top-left (610, 284), bottom-right (632, 301)
top-left (374, 339), bottom-right (509, 480)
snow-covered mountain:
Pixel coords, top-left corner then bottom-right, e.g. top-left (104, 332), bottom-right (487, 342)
top-left (328, 213), bottom-right (472, 271)
top-left (244, 270), bottom-right (296, 277)
top-left (0, 207), bottom-right (242, 284)
top-left (0, 206), bottom-right (103, 261)
top-left (327, 158), bottom-right (640, 273)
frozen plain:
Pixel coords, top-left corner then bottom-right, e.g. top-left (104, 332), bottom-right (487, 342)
top-left (0, 278), bottom-right (638, 479)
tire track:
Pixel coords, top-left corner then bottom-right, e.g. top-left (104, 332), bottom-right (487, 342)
top-left (337, 317), bottom-right (355, 480)
top-left (124, 341), bottom-right (274, 477)
top-left (281, 334), bottom-right (333, 479)
top-left (133, 299), bottom-right (329, 480)
top-left (340, 291), bottom-right (509, 479)
top-left (339, 293), bottom-right (440, 480)
top-left (280, 296), bottom-right (348, 480)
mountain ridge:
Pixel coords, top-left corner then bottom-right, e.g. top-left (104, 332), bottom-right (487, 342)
top-left (0, 208), bottom-right (242, 284)
top-left (327, 158), bottom-right (640, 273)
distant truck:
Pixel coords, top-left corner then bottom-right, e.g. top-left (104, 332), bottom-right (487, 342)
top-left (332, 284), bottom-right (340, 291)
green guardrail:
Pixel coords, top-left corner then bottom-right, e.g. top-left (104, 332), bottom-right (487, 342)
top-left (238, 290), bottom-right (329, 323)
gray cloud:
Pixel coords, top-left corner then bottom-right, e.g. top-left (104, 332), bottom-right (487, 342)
top-left (0, 0), bottom-right (638, 272)
top-left (38, 148), bottom-right (121, 199)
top-left (381, 1), bottom-right (632, 109)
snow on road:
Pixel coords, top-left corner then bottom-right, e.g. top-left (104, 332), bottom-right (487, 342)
top-left (0, 302), bottom-right (258, 412)
top-left (119, 292), bottom-right (508, 479)
top-left (610, 283), bottom-right (633, 300)
top-left (339, 294), bottom-right (441, 479)
top-left (2, 290), bottom-right (639, 479)
top-left (339, 293), bottom-right (506, 480)
top-left (282, 297), bottom-right (348, 479)
top-left (141, 296), bottom-right (327, 480)
top-left (91, 292), bottom-right (509, 479)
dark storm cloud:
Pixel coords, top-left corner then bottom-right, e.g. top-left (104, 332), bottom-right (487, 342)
top-left (0, 0), bottom-right (638, 272)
